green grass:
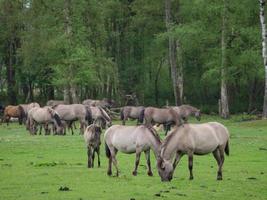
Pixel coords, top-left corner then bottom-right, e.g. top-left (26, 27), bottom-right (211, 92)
top-left (0, 116), bottom-right (267, 200)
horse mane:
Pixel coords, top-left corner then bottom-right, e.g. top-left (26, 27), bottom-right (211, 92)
top-left (146, 126), bottom-right (161, 144)
top-left (98, 107), bottom-right (111, 122)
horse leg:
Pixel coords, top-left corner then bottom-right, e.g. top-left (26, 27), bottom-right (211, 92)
top-left (212, 148), bottom-right (222, 180)
top-left (39, 125), bottom-right (42, 135)
top-left (188, 152), bottom-right (194, 180)
top-left (144, 150), bottom-right (153, 176)
top-left (107, 156), bottom-right (112, 176)
top-left (92, 149), bottom-right (95, 168)
top-left (97, 147), bottom-right (100, 167)
top-left (173, 152), bottom-right (183, 170)
top-left (111, 149), bottom-right (119, 176)
top-left (132, 149), bottom-right (142, 176)
top-left (87, 146), bottom-right (92, 168)
top-left (218, 147), bottom-right (225, 180)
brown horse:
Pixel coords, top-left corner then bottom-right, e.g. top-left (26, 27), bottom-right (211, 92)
top-left (120, 106), bottom-right (145, 125)
top-left (157, 122), bottom-right (230, 182)
top-left (140, 107), bottom-right (182, 130)
top-left (3, 105), bottom-right (26, 125)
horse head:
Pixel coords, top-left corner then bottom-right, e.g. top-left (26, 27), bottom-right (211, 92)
top-left (156, 157), bottom-right (174, 182)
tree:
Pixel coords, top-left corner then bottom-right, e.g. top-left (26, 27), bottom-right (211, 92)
top-left (259, 0), bottom-right (267, 118)
top-left (220, 0), bottom-right (230, 118)
top-left (165, 0), bottom-right (183, 106)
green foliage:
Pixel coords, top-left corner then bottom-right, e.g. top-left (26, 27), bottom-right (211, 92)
top-left (0, 0), bottom-right (265, 112)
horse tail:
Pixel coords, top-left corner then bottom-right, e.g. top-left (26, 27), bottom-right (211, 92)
top-left (18, 106), bottom-right (26, 125)
top-left (105, 142), bottom-right (111, 158)
top-left (139, 108), bottom-right (145, 123)
top-left (120, 108), bottom-right (124, 120)
top-left (225, 140), bottom-right (229, 156)
top-left (85, 107), bottom-right (93, 125)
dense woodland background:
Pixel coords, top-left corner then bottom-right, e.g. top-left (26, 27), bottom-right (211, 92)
top-left (0, 0), bottom-right (265, 116)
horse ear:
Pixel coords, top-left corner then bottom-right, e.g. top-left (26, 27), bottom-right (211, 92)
top-left (157, 158), bottom-right (165, 169)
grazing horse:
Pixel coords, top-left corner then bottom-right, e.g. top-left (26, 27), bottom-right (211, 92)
top-left (90, 106), bottom-right (112, 129)
top-left (3, 105), bottom-right (26, 125)
top-left (84, 124), bottom-right (102, 168)
top-left (27, 107), bottom-right (64, 135)
top-left (120, 106), bottom-right (145, 125)
top-left (104, 125), bottom-right (161, 176)
top-left (46, 100), bottom-right (67, 107)
top-left (82, 98), bottom-right (115, 109)
top-left (53, 104), bottom-right (92, 134)
top-left (157, 122), bottom-right (230, 182)
top-left (140, 107), bottom-right (182, 132)
top-left (172, 105), bottom-right (201, 122)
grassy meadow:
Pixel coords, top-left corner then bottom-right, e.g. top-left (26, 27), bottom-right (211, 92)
top-left (0, 116), bottom-right (267, 200)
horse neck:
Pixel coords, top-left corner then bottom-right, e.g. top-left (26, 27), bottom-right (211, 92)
top-left (161, 133), bottom-right (180, 161)
top-left (148, 133), bottom-right (161, 159)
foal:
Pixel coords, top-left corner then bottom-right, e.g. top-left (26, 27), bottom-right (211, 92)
top-left (84, 124), bottom-right (102, 168)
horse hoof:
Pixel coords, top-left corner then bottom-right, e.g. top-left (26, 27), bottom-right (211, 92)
top-left (147, 171), bottom-right (153, 176)
top-left (107, 171), bottom-right (112, 176)
top-left (217, 177), bottom-right (222, 181)
top-left (132, 171), bottom-right (137, 176)
top-left (189, 176), bottom-right (194, 180)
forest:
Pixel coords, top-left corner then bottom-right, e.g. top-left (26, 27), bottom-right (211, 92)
top-left (0, 0), bottom-right (266, 117)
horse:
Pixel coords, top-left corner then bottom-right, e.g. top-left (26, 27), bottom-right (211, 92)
top-left (157, 122), bottom-right (230, 182)
top-left (161, 104), bottom-right (201, 135)
top-left (20, 102), bottom-right (40, 123)
top-left (104, 125), bottom-right (161, 177)
top-left (84, 124), bottom-right (102, 168)
top-left (46, 100), bottom-right (67, 107)
top-left (27, 106), bottom-right (64, 135)
top-left (53, 104), bottom-right (92, 134)
top-left (90, 106), bottom-right (112, 129)
top-left (3, 105), bottom-right (26, 125)
top-left (140, 107), bottom-right (182, 134)
top-left (120, 106), bottom-right (145, 125)
top-left (172, 105), bottom-right (201, 122)
top-left (82, 98), bottom-right (115, 109)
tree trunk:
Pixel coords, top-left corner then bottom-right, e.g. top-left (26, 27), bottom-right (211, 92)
top-left (165, 0), bottom-right (183, 106)
top-left (70, 85), bottom-right (79, 103)
top-left (63, 86), bottom-right (70, 103)
top-left (220, 0), bottom-right (230, 119)
top-left (155, 59), bottom-right (164, 105)
top-left (6, 39), bottom-right (17, 105)
top-left (259, 0), bottom-right (267, 118)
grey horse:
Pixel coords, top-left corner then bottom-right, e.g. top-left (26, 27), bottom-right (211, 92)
top-left (157, 122), bottom-right (230, 182)
top-left (104, 125), bottom-right (161, 177)
top-left (53, 104), bottom-right (92, 134)
top-left (120, 106), bottom-right (145, 125)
